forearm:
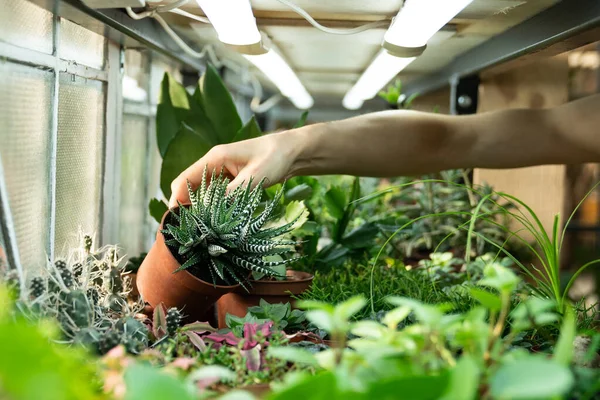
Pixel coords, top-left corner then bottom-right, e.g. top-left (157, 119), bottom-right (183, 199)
top-left (285, 107), bottom-right (598, 178)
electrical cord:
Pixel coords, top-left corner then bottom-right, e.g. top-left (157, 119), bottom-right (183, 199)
top-left (169, 8), bottom-right (210, 23)
top-left (274, 0), bottom-right (390, 34)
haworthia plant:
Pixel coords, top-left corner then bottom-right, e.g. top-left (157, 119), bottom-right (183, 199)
top-left (163, 168), bottom-right (304, 289)
top-left (150, 64), bottom-right (308, 222)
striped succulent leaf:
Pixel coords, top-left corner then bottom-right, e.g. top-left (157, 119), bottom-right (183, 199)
top-left (162, 168), bottom-right (301, 289)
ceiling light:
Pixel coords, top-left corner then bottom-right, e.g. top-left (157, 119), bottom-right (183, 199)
top-left (195, 0), bottom-right (264, 53)
top-left (343, 0), bottom-right (474, 110)
top-left (244, 49), bottom-right (314, 110)
top-left (343, 52), bottom-right (415, 110)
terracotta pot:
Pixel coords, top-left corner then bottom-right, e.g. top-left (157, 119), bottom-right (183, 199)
top-left (216, 270), bottom-right (313, 329)
top-left (136, 210), bottom-right (241, 323)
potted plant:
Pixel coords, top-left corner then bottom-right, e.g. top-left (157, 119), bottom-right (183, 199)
top-left (136, 168), bottom-right (306, 322)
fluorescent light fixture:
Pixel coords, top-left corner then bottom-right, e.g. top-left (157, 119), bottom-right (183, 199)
top-left (343, 0), bottom-right (474, 110)
top-left (385, 0), bottom-right (474, 49)
top-left (343, 52), bottom-right (415, 110)
top-left (196, 0), bottom-right (261, 46)
top-left (244, 49), bottom-right (314, 110)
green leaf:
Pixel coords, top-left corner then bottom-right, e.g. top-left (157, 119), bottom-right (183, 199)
top-left (268, 346), bottom-right (319, 366)
top-left (382, 306), bottom-right (411, 329)
top-left (341, 223), bottom-right (379, 249)
top-left (350, 320), bottom-right (384, 339)
top-left (149, 198), bottom-right (168, 224)
top-left (554, 306), bottom-right (575, 366)
top-left (439, 355), bottom-right (479, 400)
top-left (268, 371), bottom-right (337, 400)
top-left (489, 358), bottom-right (574, 400)
top-left (366, 373), bottom-right (450, 400)
top-left (124, 363), bottom-right (195, 400)
top-left (323, 187), bottom-right (347, 220)
top-left (305, 310), bottom-right (334, 332)
top-left (469, 288), bottom-right (502, 312)
top-left (160, 123), bottom-right (213, 199)
top-left (293, 110), bottom-right (309, 128)
top-left (232, 116), bottom-right (262, 142)
top-left (156, 73), bottom-right (190, 157)
top-left (285, 184), bottom-right (313, 202)
top-left (334, 295), bottom-right (367, 321)
top-left (201, 64), bottom-right (242, 144)
top-left (478, 263), bottom-right (520, 294)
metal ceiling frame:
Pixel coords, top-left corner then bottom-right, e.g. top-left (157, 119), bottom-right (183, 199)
top-left (404, 0), bottom-right (600, 97)
top-left (33, 0), bottom-right (206, 72)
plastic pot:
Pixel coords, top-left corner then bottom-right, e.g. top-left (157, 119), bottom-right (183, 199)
top-left (136, 209), bottom-right (241, 323)
top-left (216, 270), bottom-right (314, 329)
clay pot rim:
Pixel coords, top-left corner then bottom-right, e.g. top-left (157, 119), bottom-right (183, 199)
top-left (158, 207), bottom-right (242, 291)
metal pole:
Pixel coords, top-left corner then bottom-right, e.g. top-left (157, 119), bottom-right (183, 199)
top-left (0, 152), bottom-right (24, 290)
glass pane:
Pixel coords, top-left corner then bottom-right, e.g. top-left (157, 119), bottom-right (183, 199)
top-left (0, 62), bottom-right (53, 272)
top-left (0, 0), bottom-right (54, 54)
top-left (145, 118), bottom-right (162, 249)
top-left (59, 19), bottom-right (106, 70)
top-left (119, 115), bottom-right (148, 258)
top-left (55, 74), bottom-right (105, 254)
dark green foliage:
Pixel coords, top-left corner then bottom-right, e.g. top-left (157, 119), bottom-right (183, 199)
top-left (29, 277), bottom-right (45, 298)
top-left (166, 307), bottom-right (181, 336)
top-left (164, 168), bottom-right (302, 287)
top-left (124, 253), bottom-right (147, 273)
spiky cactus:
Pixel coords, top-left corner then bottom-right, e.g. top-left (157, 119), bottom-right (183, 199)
top-left (163, 168), bottom-right (301, 288)
top-left (166, 307), bottom-right (182, 335)
top-left (29, 277), bottom-right (45, 298)
top-left (98, 329), bottom-right (121, 354)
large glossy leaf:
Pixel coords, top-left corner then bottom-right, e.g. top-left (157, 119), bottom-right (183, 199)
top-left (184, 87), bottom-right (220, 147)
top-left (201, 64), bottom-right (242, 144)
top-left (149, 198), bottom-right (168, 224)
top-left (489, 358), bottom-right (573, 399)
top-left (156, 73), bottom-right (190, 157)
top-left (232, 115), bottom-right (262, 142)
top-left (160, 123), bottom-right (213, 199)
top-left (341, 223), bottom-right (380, 249)
top-left (324, 187), bottom-right (347, 220)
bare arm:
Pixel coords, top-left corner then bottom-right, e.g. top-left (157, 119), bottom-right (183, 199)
top-left (289, 94), bottom-right (600, 177)
top-left (169, 94), bottom-right (600, 207)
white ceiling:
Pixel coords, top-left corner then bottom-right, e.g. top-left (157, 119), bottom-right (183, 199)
top-left (163, 0), bottom-right (559, 110)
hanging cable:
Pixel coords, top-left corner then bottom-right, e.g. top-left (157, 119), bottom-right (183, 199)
top-left (169, 8), bottom-right (210, 23)
top-left (274, 0), bottom-right (390, 34)
top-left (153, 14), bottom-right (209, 59)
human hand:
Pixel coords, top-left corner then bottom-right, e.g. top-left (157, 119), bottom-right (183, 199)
top-left (168, 132), bottom-right (299, 208)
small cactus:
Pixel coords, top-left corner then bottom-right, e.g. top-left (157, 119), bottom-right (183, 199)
top-left (166, 307), bottom-right (182, 335)
top-left (29, 277), bottom-right (45, 298)
top-left (4, 270), bottom-right (21, 298)
top-left (59, 290), bottom-right (92, 330)
top-left (86, 287), bottom-right (100, 306)
top-left (83, 235), bottom-right (93, 253)
top-left (105, 293), bottom-right (125, 313)
top-left (72, 262), bottom-right (83, 279)
top-left (98, 329), bottom-right (121, 354)
top-left (104, 266), bottom-right (123, 294)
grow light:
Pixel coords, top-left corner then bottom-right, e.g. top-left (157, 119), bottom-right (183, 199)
top-left (244, 49), bottom-right (314, 110)
top-left (195, 0), bottom-right (262, 47)
top-left (343, 0), bottom-right (474, 110)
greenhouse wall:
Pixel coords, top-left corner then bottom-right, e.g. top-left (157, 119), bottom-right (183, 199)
top-left (0, 0), bottom-right (197, 275)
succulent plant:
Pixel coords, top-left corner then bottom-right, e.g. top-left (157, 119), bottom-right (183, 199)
top-left (163, 168), bottom-right (302, 288)
top-left (29, 277), bottom-right (45, 299)
top-left (98, 329), bottom-right (121, 354)
top-left (166, 307), bottom-right (182, 335)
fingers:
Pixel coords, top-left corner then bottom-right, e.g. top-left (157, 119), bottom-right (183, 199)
top-left (226, 167), bottom-right (256, 194)
top-left (168, 155), bottom-right (222, 208)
